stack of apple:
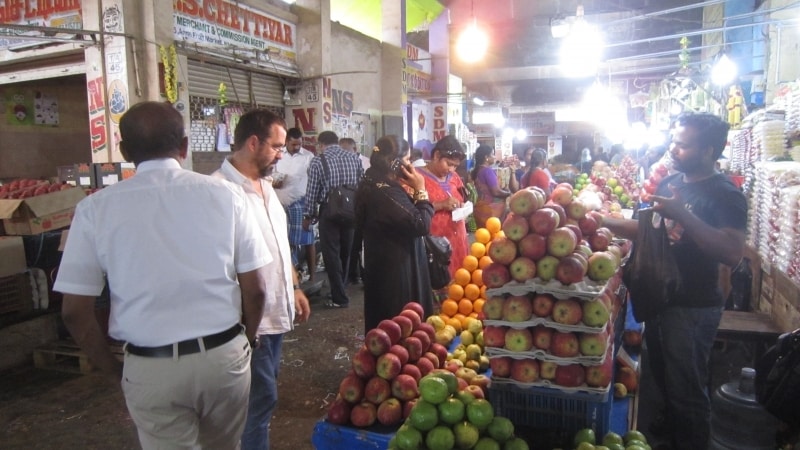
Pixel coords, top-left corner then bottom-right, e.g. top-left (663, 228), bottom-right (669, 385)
top-left (0, 179), bottom-right (72, 199)
top-left (389, 371), bottom-right (529, 450)
top-left (326, 302), bottom-right (452, 428)
top-left (641, 155), bottom-right (673, 202)
top-left (481, 186), bottom-right (625, 290)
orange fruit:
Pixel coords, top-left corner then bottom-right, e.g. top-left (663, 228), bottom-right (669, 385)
top-left (462, 255), bottom-right (479, 272)
top-left (485, 217), bottom-right (502, 235)
top-left (441, 299), bottom-right (459, 317)
top-left (469, 312), bottom-right (480, 319)
top-left (473, 298), bottom-right (485, 314)
top-left (458, 298), bottom-right (474, 315)
top-left (458, 314), bottom-right (472, 331)
top-left (479, 285), bottom-right (487, 299)
top-left (475, 228), bottom-right (492, 244)
top-left (440, 313), bottom-right (451, 323)
top-left (448, 283), bottom-right (465, 301)
top-left (470, 242), bottom-right (486, 259)
top-left (447, 317), bottom-right (463, 333)
top-left (471, 269), bottom-right (483, 286)
top-left (478, 256), bottom-right (493, 269)
top-left (494, 230), bottom-right (506, 239)
top-left (464, 283), bottom-right (481, 301)
top-left (454, 268), bottom-right (472, 287)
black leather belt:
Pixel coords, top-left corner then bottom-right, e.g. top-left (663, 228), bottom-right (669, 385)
top-left (125, 324), bottom-right (242, 358)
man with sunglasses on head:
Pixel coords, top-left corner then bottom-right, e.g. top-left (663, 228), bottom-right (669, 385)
top-left (213, 109), bottom-right (311, 450)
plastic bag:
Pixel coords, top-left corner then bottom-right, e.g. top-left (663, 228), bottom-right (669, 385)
top-left (622, 208), bottom-right (682, 322)
top-left (424, 235), bottom-right (452, 290)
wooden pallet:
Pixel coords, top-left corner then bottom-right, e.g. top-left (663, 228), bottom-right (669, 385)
top-left (33, 340), bottom-right (124, 374)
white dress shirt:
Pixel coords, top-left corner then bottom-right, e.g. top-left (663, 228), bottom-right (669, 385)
top-left (274, 147), bottom-right (313, 207)
top-left (213, 159), bottom-right (296, 335)
top-left (54, 158), bottom-right (272, 346)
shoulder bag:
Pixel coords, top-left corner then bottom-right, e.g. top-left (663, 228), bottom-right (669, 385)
top-left (622, 207), bottom-right (682, 322)
top-left (320, 154), bottom-right (357, 225)
top-left (755, 328), bottom-right (800, 426)
top-left (424, 235), bottom-right (452, 290)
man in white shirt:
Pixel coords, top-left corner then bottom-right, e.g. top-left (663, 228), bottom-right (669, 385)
top-left (213, 110), bottom-right (311, 450)
top-left (274, 127), bottom-right (316, 282)
top-left (55, 101), bottom-right (271, 449)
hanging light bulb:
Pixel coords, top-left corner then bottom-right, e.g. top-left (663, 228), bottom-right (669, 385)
top-left (711, 53), bottom-right (737, 86)
top-left (457, 20), bottom-right (488, 63)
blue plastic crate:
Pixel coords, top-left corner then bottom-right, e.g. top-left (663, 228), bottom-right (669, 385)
top-left (488, 383), bottom-right (613, 439)
top-left (312, 419), bottom-right (395, 450)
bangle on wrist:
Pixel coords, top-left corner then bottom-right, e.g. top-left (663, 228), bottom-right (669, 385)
top-left (413, 190), bottom-right (429, 201)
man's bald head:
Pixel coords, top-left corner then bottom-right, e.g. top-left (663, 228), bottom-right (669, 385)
top-left (119, 101), bottom-right (186, 165)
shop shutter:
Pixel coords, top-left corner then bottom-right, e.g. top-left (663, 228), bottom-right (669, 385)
top-left (188, 59), bottom-right (253, 105)
top-left (251, 72), bottom-right (284, 107)
top-left (187, 58), bottom-right (284, 108)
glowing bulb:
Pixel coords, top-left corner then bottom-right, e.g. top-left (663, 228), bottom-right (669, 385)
top-left (711, 53), bottom-right (737, 86)
top-left (560, 21), bottom-right (603, 77)
top-left (516, 129), bottom-right (527, 141)
top-left (457, 23), bottom-right (488, 63)
top-left (502, 127), bottom-right (515, 140)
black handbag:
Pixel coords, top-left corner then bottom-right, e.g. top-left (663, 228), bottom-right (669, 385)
top-left (755, 328), bottom-right (800, 426)
top-left (320, 154), bottom-right (357, 225)
top-left (424, 235), bottom-right (452, 290)
top-left (622, 208), bottom-right (682, 322)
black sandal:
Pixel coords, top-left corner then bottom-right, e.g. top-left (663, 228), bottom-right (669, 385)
top-left (324, 300), bottom-right (348, 308)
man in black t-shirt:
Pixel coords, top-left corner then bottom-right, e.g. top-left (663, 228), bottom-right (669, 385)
top-left (604, 113), bottom-right (747, 450)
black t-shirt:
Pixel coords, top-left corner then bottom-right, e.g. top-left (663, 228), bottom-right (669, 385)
top-left (655, 173), bottom-right (748, 307)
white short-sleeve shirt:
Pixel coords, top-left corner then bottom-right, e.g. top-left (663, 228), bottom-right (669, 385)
top-left (54, 158), bottom-right (272, 346)
top-left (274, 148), bottom-right (313, 207)
top-left (213, 159), bottom-right (296, 335)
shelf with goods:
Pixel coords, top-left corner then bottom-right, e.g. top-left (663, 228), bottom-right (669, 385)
top-left (729, 80), bottom-right (800, 328)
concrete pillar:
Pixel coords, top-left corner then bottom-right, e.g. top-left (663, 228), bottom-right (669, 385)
top-left (382, 0), bottom-right (406, 137)
top-left (291, 0), bottom-right (331, 141)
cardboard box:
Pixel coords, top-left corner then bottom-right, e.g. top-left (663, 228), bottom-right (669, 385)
top-left (0, 236), bottom-right (26, 277)
top-left (0, 187), bottom-right (86, 235)
top-left (94, 162), bottom-right (135, 188)
top-left (74, 163), bottom-right (95, 188)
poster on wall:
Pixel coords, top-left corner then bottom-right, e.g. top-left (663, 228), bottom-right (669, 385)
top-left (34, 92), bottom-right (59, 125)
top-left (547, 135), bottom-right (563, 158)
top-left (349, 112), bottom-right (370, 153)
top-left (411, 101), bottom-right (433, 158)
top-left (5, 89), bottom-right (34, 126)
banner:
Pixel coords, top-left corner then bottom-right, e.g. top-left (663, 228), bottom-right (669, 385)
top-left (0, 0), bottom-right (82, 50)
top-left (174, 0), bottom-right (296, 65)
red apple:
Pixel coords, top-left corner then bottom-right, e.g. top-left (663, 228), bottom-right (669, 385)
top-left (550, 331), bottom-right (580, 358)
top-left (327, 397), bottom-right (352, 425)
top-left (482, 325), bottom-right (507, 348)
top-left (352, 347), bottom-right (377, 378)
top-left (555, 255), bottom-right (586, 285)
top-left (399, 309), bottom-right (422, 330)
top-left (579, 331), bottom-right (608, 357)
top-left (403, 302), bottom-right (425, 318)
top-left (402, 399), bottom-right (417, 419)
top-left (508, 256), bottom-right (537, 283)
top-left (555, 363), bottom-right (585, 387)
top-left (564, 223), bottom-right (583, 243)
top-left (392, 315), bottom-right (414, 339)
top-left (489, 356), bottom-right (513, 378)
top-left (411, 330), bottom-right (432, 354)
top-left (509, 188), bottom-right (541, 217)
top-left (536, 255), bottom-right (560, 282)
top-left (391, 373), bottom-right (420, 401)
top-left (482, 262), bottom-right (511, 288)
top-left (531, 325), bottom-right (553, 350)
top-left (463, 384), bottom-right (485, 399)
top-left (339, 373), bottom-right (366, 403)
top-left (388, 344), bottom-right (410, 366)
top-left (552, 298), bottom-right (583, 325)
top-left (365, 328), bottom-right (392, 356)
top-left (539, 361), bottom-right (558, 380)
top-left (502, 295), bottom-right (533, 322)
top-left (584, 357), bottom-right (613, 388)
top-left (483, 296), bottom-right (506, 320)
top-left (528, 208), bottom-right (560, 235)
top-left (578, 215), bottom-right (599, 236)
top-left (401, 363), bottom-right (422, 382)
top-left (531, 293), bottom-right (556, 317)
top-left (422, 351), bottom-right (440, 369)
top-left (488, 236), bottom-right (518, 265)
top-left (551, 185), bottom-right (574, 206)
top-left (376, 352), bottom-right (402, 380)
top-left (364, 376), bottom-right (392, 405)
top-left (504, 327), bottom-right (533, 352)
top-left (547, 227), bottom-right (578, 258)
top-left (587, 251), bottom-right (618, 282)
top-left (502, 213), bottom-right (530, 242)
top-left (415, 354), bottom-right (435, 376)
top-left (376, 398), bottom-right (403, 426)
top-left (616, 366), bottom-right (638, 392)
top-left (350, 401), bottom-right (377, 427)
top-left (429, 343), bottom-right (449, 366)
top-left (377, 319), bottom-right (402, 345)
top-left (518, 233), bottom-right (548, 260)
top-left (542, 203), bottom-right (568, 229)
top-left (510, 358), bottom-right (540, 383)
top-left (566, 200), bottom-right (587, 220)
top-left (417, 322), bottom-right (436, 343)
top-left (401, 336), bottom-right (424, 362)
top-left (469, 374), bottom-right (492, 395)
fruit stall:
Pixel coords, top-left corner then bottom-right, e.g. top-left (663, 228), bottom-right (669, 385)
top-left (313, 183), bottom-right (650, 450)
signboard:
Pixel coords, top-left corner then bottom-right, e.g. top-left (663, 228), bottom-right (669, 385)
top-left (173, 0), bottom-right (296, 64)
top-left (530, 112), bottom-right (556, 135)
top-left (547, 135), bottom-right (563, 158)
top-left (0, 0), bottom-right (83, 50)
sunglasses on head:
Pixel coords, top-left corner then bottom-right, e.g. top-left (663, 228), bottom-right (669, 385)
top-left (440, 148), bottom-right (465, 159)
